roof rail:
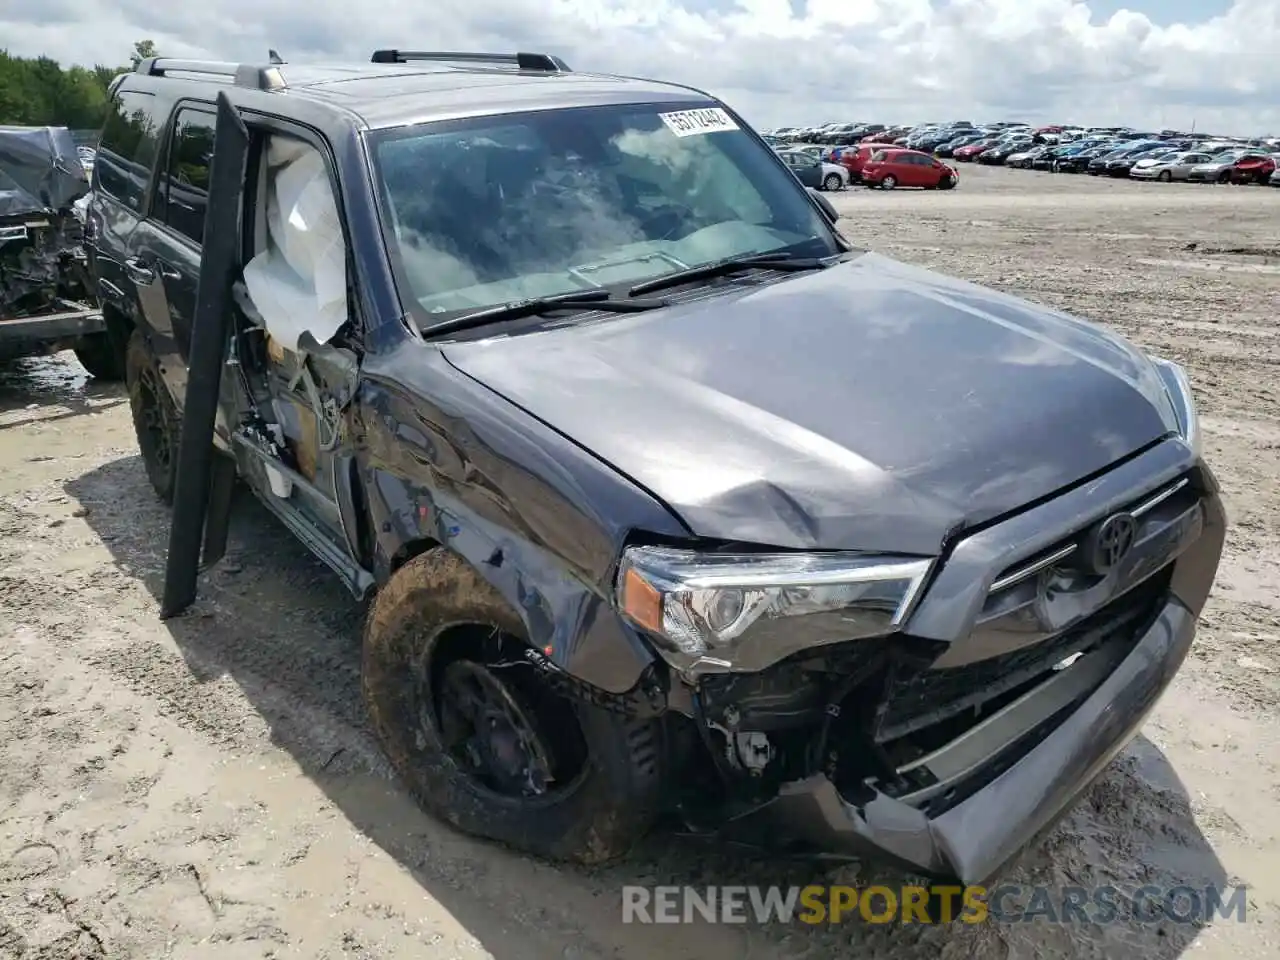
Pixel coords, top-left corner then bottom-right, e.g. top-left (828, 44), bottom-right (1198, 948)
top-left (369, 50), bottom-right (570, 72)
top-left (134, 57), bottom-right (286, 91)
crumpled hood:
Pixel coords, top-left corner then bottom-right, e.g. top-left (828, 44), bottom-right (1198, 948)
top-left (440, 253), bottom-right (1178, 555)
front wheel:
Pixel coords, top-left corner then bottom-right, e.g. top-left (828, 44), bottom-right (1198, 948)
top-left (74, 331), bottom-right (126, 381)
top-left (822, 172), bottom-right (843, 191)
top-left (938, 175), bottom-right (956, 190)
top-left (880, 175), bottom-right (898, 190)
top-left (362, 549), bottom-right (666, 864)
top-left (1158, 170), bottom-right (1172, 182)
top-left (125, 328), bottom-right (181, 503)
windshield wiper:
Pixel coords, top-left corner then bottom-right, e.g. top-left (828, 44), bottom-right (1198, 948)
top-left (628, 251), bottom-right (831, 297)
top-left (423, 289), bottom-right (670, 338)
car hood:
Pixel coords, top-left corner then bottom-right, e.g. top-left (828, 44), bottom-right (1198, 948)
top-left (440, 253), bottom-right (1178, 555)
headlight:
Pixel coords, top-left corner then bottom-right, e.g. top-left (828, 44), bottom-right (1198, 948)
top-left (616, 546), bottom-right (933, 675)
top-left (1149, 356), bottom-right (1201, 456)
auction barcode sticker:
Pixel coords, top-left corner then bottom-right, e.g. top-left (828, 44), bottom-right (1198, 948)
top-left (659, 108), bottom-right (739, 137)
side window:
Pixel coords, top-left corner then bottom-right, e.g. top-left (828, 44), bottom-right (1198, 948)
top-left (96, 89), bottom-right (165, 214)
top-left (160, 108), bottom-right (216, 243)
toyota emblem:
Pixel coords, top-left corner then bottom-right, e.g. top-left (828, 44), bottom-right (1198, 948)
top-left (1083, 512), bottom-right (1137, 576)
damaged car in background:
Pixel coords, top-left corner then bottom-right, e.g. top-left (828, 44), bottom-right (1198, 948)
top-left (101, 50), bottom-right (1226, 891)
top-left (0, 125), bottom-right (121, 377)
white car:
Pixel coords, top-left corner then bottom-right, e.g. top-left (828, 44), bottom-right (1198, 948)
top-left (776, 149), bottom-right (850, 190)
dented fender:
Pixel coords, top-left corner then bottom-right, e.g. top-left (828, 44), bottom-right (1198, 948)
top-left (354, 344), bottom-right (691, 694)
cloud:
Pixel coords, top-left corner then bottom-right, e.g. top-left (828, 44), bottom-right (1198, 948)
top-left (2, 0), bottom-right (1276, 134)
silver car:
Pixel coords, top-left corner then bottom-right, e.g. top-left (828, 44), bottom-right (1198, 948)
top-left (1129, 151), bottom-right (1214, 182)
top-left (1187, 149), bottom-right (1249, 182)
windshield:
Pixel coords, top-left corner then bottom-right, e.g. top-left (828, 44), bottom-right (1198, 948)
top-left (369, 102), bottom-right (839, 323)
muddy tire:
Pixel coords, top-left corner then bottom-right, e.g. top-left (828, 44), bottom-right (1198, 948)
top-left (74, 331), bottom-right (126, 381)
top-left (362, 548), bottom-right (666, 864)
top-left (125, 328), bottom-right (180, 504)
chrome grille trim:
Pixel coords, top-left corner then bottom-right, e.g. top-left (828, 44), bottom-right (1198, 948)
top-left (987, 476), bottom-right (1191, 595)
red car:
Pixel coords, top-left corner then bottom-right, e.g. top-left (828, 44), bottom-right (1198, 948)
top-left (838, 143), bottom-right (884, 180)
top-left (953, 139), bottom-right (998, 161)
top-left (861, 127), bottom-right (909, 145)
top-left (861, 149), bottom-right (958, 190)
top-left (1230, 153), bottom-right (1277, 184)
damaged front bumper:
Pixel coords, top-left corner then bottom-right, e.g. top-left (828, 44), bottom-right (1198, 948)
top-left (721, 595), bottom-right (1196, 885)
top-left (709, 443), bottom-right (1225, 885)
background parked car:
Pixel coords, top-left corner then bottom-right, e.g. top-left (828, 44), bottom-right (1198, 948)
top-left (954, 139), bottom-right (999, 161)
top-left (777, 148), bottom-right (849, 190)
top-left (1009, 144), bottom-right (1052, 168)
top-left (1104, 146), bottom-right (1178, 178)
top-left (934, 133), bottom-right (982, 157)
top-left (1230, 153), bottom-right (1277, 184)
top-left (1129, 151), bottom-right (1214, 181)
top-left (836, 142), bottom-right (883, 182)
top-left (978, 135), bottom-right (1036, 164)
top-left (861, 149), bottom-right (957, 189)
top-left (1188, 150), bottom-right (1252, 183)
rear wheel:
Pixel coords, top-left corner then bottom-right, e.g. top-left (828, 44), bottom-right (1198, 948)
top-left (880, 175), bottom-right (898, 190)
top-left (125, 328), bottom-right (180, 504)
top-left (1218, 170), bottom-right (1231, 184)
top-left (362, 549), bottom-right (666, 864)
top-left (822, 172), bottom-right (843, 191)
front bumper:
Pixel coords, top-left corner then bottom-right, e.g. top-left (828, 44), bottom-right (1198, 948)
top-left (721, 445), bottom-right (1225, 885)
top-left (723, 595), bottom-right (1198, 884)
top-left (0, 303), bottom-right (105, 359)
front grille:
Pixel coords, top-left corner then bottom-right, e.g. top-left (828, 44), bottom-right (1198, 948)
top-left (874, 567), bottom-right (1169, 743)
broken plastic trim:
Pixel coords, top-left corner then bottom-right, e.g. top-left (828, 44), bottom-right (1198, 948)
top-left (161, 91), bottom-right (250, 619)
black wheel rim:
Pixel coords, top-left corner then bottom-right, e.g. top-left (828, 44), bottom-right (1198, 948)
top-left (135, 365), bottom-right (172, 474)
top-left (435, 659), bottom-right (561, 798)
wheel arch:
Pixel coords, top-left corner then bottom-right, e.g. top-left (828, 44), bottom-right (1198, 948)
top-left (360, 470), bottom-right (661, 698)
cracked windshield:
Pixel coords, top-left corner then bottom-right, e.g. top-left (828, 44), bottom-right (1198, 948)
top-left (371, 103), bottom-right (839, 319)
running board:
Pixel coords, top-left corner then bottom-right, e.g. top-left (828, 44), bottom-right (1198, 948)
top-left (232, 432), bottom-right (375, 600)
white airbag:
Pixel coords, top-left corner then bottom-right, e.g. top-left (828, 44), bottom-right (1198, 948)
top-left (242, 136), bottom-right (348, 351)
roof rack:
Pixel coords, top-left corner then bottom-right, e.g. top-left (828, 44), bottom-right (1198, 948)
top-left (134, 57), bottom-right (286, 91)
top-left (369, 50), bottom-right (571, 72)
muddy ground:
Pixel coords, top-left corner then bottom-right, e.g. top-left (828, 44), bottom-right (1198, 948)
top-left (1, 164), bottom-right (1277, 959)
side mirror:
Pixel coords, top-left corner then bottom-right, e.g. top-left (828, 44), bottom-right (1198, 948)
top-left (807, 187), bottom-right (839, 224)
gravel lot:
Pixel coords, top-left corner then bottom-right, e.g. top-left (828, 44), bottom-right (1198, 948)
top-left (1, 164), bottom-right (1278, 959)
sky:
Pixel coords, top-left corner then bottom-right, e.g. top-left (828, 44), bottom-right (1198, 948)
top-left (3, 0), bottom-right (1275, 135)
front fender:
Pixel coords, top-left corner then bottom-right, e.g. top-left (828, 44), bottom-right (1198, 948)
top-left (356, 345), bottom-right (691, 694)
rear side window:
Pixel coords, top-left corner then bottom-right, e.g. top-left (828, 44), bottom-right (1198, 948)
top-left (159, 108), bottom-right (216, 243)
top-left (871, 150), bottom-right (887, 162)
top-left (96, 89), bottom-right (166, 214)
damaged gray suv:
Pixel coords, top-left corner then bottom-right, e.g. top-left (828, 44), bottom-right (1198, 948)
top-left (90, 50), bottom-right (1225, 887)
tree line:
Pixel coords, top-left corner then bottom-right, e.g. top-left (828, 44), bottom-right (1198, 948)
top-left (0, 40), bottom-right (159, 130)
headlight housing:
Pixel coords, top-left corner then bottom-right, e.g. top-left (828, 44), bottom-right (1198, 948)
top-left (1149, 355), bottom-right (1201, 456)
top-left (616, 546), bottom-right (933, 676)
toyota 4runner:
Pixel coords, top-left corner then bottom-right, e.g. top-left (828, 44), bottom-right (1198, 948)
top-left (86, 50), bottom-right (1225, 886)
